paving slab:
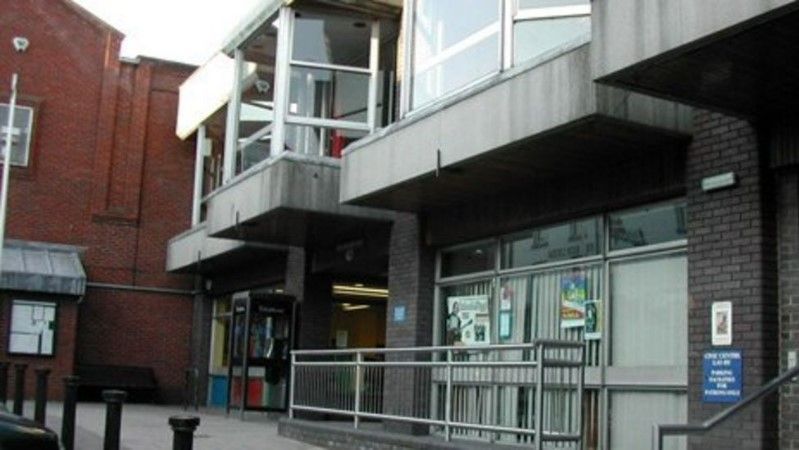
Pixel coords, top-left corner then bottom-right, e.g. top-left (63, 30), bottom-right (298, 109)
top-left (12, 401), bottom-right (325, 450)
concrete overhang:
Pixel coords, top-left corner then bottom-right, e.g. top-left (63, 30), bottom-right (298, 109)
top-left (205, 152), bottom-right (393, 246)
top-left (594, 0), bottom-right (799, 117)
top-left (341, 43), bottom-right (692, 212)
top-left (166, 224), bottom-right (286, 274)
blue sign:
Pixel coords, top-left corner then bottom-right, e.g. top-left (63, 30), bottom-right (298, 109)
top-left (703, 350), bottom-right (742, 403)
top-left (393, 305), bottom-right (406, 323)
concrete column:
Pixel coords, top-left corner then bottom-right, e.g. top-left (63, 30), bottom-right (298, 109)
top-left (686, 111), bottom-right (778, 449)
top-left (383, 213), bottom-right (436, 435)
top-left (284, 247), bottom-right (332, 350)
top-left (189, 279), bottom-right (213, 406)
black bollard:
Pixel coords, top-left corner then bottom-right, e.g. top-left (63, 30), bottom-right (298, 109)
top-left (102, 390), bottom-right (127, 450)
top-left (0, 362), bottom-right (9, 408)
top-left (61, 376), bottom-right (79, 450)
top-left (34, 368), bottom-right (50, 425)
top-left (13, 363), bottom-right (27, 416)
top-left (169, 416), bottom-right (200, 450)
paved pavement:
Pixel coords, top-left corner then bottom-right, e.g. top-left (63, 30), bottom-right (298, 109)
top-left (14, 401), bottom-right (325, 450)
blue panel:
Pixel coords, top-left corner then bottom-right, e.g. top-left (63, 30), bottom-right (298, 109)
top-left (703, 350), bottom-right (743, 403)
top-left (210, 375), bottom-right (229, 407)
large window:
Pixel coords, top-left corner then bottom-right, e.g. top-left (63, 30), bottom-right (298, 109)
top-left (436, 201), bottom-right (688, 449)
top-left (0, 104), bottom-right (34, 167)
top-left (411, 0), bottom-right (501, 110)
top-left (407, 0), bottom-right (590, 113)
top-left (9, 300), bottom-right (56, 356)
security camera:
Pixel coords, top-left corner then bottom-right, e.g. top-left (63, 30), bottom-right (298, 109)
top-left (12, 37), bottom-right (29, 53)
top-left (255, 79), bottom-right (271, 95)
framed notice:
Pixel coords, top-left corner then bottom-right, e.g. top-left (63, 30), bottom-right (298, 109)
top-left (712, 301), bottom-right (732, 346)
top-left (446, 295), bottom-right (490, 346)
top-left (584, 300), bottom-right (601, 340)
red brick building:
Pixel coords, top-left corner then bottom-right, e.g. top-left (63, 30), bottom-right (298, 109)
top-left (0, 0), bottom-right (195, 402)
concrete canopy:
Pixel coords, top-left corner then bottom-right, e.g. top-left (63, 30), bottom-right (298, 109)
top-left (341, 44), bottom-right (692, 212)
top-left (596, 2), bottom-right (799, 117)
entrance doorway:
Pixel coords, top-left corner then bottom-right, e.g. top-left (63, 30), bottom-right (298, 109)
top-left (329, 282), bottom-right (387, 349)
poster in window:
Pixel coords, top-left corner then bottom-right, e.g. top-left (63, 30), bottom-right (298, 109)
top-left (9, 301), bottom-right (56, 355)
top-left (499, 283), bottom-right (514, 311)
top-left (584, 300), bottom-right (601, 340)
top-left (560, 271), bottom-right (587, 328)
top-left (446, 295), bottom-right (490, 346)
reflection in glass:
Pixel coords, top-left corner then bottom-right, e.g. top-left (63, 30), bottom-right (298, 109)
top-left (412, 0), bottom-right (500, 109)
top-left (513, 16), bottom-right (590, 65)
top-left (501, 217), bottom-right (602, 268)
top-left (284, 125), bottom-right (367, 158)
top-left (288, 66), bottom-right (370, 122)
top-left (610, 203), bottom-right (687, 250)
top-left (440, 241), bottom-right (497, 277)
top-left (292, 12), bottom-right (371, 67)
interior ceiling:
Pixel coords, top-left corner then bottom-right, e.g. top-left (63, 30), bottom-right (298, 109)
top-left (599, 5), bottom-right (799, 118)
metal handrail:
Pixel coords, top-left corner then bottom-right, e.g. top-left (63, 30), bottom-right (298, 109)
top-left (289, 340), bottom-right (585, 450)
top-left (654, 364), bottom-right (799, 449)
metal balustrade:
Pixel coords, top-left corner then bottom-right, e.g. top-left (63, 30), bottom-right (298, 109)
top-left (289, 340), bottom-right (585, 449)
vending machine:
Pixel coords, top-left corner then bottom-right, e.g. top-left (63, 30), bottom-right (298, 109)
top-left (226, 291), bottom-right (295, 414)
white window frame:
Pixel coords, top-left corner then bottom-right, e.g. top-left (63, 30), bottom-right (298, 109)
top-left (0, 103), bottom-right (34, 167)
top-left (402, 0), bottom-right (592, 117)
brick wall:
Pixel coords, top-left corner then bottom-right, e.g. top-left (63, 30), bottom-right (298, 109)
top-left (777, 167), bottom-right (799, 449)
top-left (0, 0), bottom-right (196, 401)
top-left (686, 110), bottom-right (778, 449)
top-left (383, 213), bottom-right (435, 434)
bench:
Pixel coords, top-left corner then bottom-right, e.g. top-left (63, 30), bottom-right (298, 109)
top-left (76, 365), bottom-right (158, 402)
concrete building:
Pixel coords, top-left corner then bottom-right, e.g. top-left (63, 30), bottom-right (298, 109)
top-left (171, 0), bottom-right (799, 449)
top-left (0, 0), bottom-right (195, 402)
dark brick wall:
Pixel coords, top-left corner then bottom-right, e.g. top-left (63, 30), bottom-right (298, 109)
top-left (285, 247), bottom-right (333, 350)
top-left (384, 213), bottom-right (436, 433)
top-left (0, 0), bottom-right (196, 401)
top-left (777, 168), bottom-right (799, 449)
top-left (686, 111), bottom-right (778, 449)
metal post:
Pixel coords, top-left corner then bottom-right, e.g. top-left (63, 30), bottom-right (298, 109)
top-left (34, 368), bottom-right (50, 425)
top-left (102, 390), bottom-right (127, 450)
top-left (13, 363), bottom-right (27, 415)
top-left (61, 376), bottom-right (79, 450)
top-left (190, 125), bottom-right (206, 226)
top-left (240, 296), bottom-right (251, 420)
top-left (354, 352), bottom-right (362, 429)
top-left (288, 352), bottom-right (296, 419)
top-left (169, 416), bottom-right (200, 450)
top-left (367, 20), bottom-right (381, 132)
top-left (0, 73), bottom-right (19, 271)
top-left (270, 6), bottom-right (293, 157)
top-left (0, 362), bottom-right (9, 407)
top-left (576, 343), bottom-right (585, 439)
top-left (223, 50), bottom-right (244, 183)
top-left (534, 343), bottom-right (545, 450)
top-left (445, 349), bottom-right (453, 442)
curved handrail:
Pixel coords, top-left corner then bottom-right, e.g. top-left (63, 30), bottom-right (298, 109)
top-left (654, 364), bottom-right (799, 449)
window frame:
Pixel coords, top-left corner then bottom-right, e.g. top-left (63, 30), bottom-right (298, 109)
top-left (0, 103), bottom-right (35, 167)
top-left (8, 299), bottom-right (58, 357)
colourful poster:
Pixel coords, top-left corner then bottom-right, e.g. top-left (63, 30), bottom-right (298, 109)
top-left (560, 272), bottom-right (587, 328)
top-left (446, 295), bottom-right (490, 346)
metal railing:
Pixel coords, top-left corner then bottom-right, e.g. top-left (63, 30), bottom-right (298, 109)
top-left (653, 364), bottom-right (799, 450)
top-left (289, 340), bottom-right (585, 449)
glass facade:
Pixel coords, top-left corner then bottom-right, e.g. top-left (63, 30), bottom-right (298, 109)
top-left (436, 201), bottom-right (688, 449)
top-left (610, 202), bottom-right (687, 250)
top-left (0, 104), bottom-right (34, 166)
